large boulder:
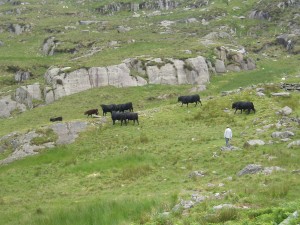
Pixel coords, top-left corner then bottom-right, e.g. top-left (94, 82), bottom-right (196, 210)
top-left (0, 121), bottom-right (89, 164)
top-left (15, 83), bottom-right (42, 108)
top-left (237, 164), bottom-right (263, 176)
top-left (0, 96), bottom-right (26, 118)
top-left (15, 71), bottom-right (31, 83)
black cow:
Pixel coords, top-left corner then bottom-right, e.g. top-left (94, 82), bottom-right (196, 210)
top-left (100, 104), bottom-right (117, 116)
top-left (50, 116), bottom-right (62, 122)
top-left (111, 111), bottom-right (127, 125)
top-left (178, 94), bottom-right (202, 107)
top-left (124, 112), bottom-right (139, 125)
top-left (116, 102), bottom-right (133, 112)
top-left (84, 109), bottom-right (99, 117)
top-left (232, 101), bottom-right (255, 114)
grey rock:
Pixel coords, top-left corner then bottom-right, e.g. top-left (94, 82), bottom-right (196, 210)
top-left (50, 121), bottom-right (88, 145)
top-left (279, 211), bottom-right (299, 225)
top-left (79, 20), bottom-right (100, 25)
top-left (117, 26), bottom-right (131, 33)
top-left (215, 59), bottom-right (226, 73)
top-left (246, 140), bottom-right (265, 146)
top-left (0, 96), bottom-right (26, 118)
top-left (249, 10), bottom-right (270, 20)
top-left (238, 164), bottom-right (263, 176)
top-left (9, 23), bottom-right (31, 35)
top-left (191, 193), bottom-right (207, 203)
top-left (213, 204), bottom-right (235, 210)
top-left (262, 166), bottom-right (285, 175)
top-left (257, 92), bottom-right (265, 97)
top-left (15, 71), bottom-right (30, 82)
top-left (226, 64), bottom-right (241, 72)
top-left (15, 83), bottom-right (42, 108)
top-left (220, 146), bottom-right (240, 151)
top-left (287, 140), bottom-right (300, 148)
top-left (271, 92), bottom-right (290, 97)
top-left (0, 121), bottom-right (89, 165)
top-left (44, 87), bottom-right (55, 104)
top-left (189, 171), bottom-right (205, 178)
top-left (277, 106), bottom-right (292, 116)
top-left (204, 32), bottom-right (231, 40)
top-left (271, 131), bottom-right (294, 139)
top-left (42, 37), bottom-right (59, 56)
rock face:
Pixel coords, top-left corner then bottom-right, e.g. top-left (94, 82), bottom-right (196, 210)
top-left (44, 56), bottom-right (209, 100)
top-left (42, 37), bottom-right (60, 56)
top-left (95, 0), bottom-right (182, 14)
top-left (8, 23), bottom-right (31, 35)
top-left (15, 83), bottom-right (42, 109)
top-left (15, 71), bottom-right (31, 83)
top-left (50, 121), bottom-right (88, 145)
top-left (0, 95), bottom-right (26, 118)
top-left (3, 55), bottom-right (255, 116)
top-left (0, 121), bottom-right (88, 165)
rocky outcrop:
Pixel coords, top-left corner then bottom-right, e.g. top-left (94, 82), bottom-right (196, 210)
top-left (237, 164), bottom-right (263, 176)
top-left (3, 55), bottom-right (255, 116)
top-left (249, 10), bottom-right (271, 20)
top-left (214, 46), bottom-right (256, 72)
top-left (15, 71), bottom-right (31, 83)
top-left (281, 83), bottom-right (300, 91)
top-left (8, 23), bottom-right (31, 35)
top-left (96, 0), bottom-right (180, 14)
top-left (43, 56), bottom-right (209, 101)
top-left (272, 131), bottom-right (294, 139)
top-left (42, 36), bottom-right (60, 56)
top-left (15, 83), bottom-right (43, 109)
top-left (0, 121), bottom-right (88, 165)
top-left (0, 95), bottom-right (26, 118)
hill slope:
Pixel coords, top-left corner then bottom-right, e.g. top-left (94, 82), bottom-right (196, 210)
top-left (0, 0), bottom-right (300, 224)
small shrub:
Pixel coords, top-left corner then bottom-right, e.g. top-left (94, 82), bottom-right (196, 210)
top-left (268, 183), bottom-right (289, 198)
top-left (205, 208), bottom-right (238, 223)
top-left (218, 208), bottom-right (238, 222)
top-left (248, 208), bottom-right (273, 219)
top-left (183, 62), bottom-right (193, 71)
top-left (36, 207), bottom-right (43, 214)
top-left (140, 133), bottom-right (149, 143)
top-left (121, 164), bottom-right (152, 180)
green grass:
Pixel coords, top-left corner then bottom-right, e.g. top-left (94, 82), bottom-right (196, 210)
top-left (1, 0), bottom-right (300, 224)
top-left (1, 82), bottom-right (300, 224)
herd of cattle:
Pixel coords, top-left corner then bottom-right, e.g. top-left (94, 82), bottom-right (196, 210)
top-left (49, 94), bottom-right (256, 125)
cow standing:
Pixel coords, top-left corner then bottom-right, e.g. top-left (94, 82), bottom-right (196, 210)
top-left (111, 111), bottom-right (127, 125)
top-left (116, 102), bottom-right (133, 112)
top-left (178, 94), bottom-right (202, 107)
top-left (232, 101), bottom-right (255, 114)
top-left (100, 104), bottom-right (117, 116)
top-left (124, 112), bottom-right (139, 125)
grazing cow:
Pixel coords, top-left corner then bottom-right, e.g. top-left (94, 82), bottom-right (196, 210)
top-left (100, 104), bottom-right (117, 116)
top-left (50, 116), bottom-right (62, 122)
top-left (124, 112), bottom-right (139, 125)
top-left (116, 102), bottom-right (133, 112)
top-left (232, 101), bottom-right (255, 114)
top-left (178, 94), bottom-right (202, 107)
top-left (111, 111), bottom-right (127, 125)
top-left (84, 109), bottom-right (99, 117)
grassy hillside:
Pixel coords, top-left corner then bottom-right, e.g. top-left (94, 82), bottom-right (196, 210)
top-left (1, 59), bottom-right (300, 224)
top-left (1, 0), bottom-right (300, 224)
